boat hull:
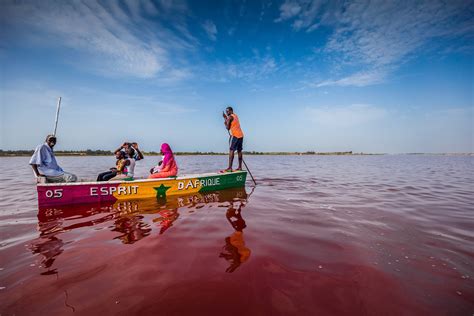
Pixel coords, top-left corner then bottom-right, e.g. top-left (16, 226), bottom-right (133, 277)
top-left (37, 171), bottom-right (247, 207)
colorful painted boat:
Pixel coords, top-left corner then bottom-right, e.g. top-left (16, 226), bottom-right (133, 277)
top-left (37, 187), bottom-right (248, 221)
top-left (37, 170), bottom-right (247, 207)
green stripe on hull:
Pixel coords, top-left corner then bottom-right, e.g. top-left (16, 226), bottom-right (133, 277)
top-left (198, 172), bottom-right (247, 192)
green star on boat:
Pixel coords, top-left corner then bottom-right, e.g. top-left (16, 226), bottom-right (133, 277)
top-left (154, 184), bottom-right (171, 198)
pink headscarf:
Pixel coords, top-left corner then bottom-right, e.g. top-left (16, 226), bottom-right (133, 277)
top-left (161, 143), bottom-right (174, 167)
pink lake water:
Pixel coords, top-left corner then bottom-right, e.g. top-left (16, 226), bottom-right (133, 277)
top-left (0, 155), bottom-right (473, 315)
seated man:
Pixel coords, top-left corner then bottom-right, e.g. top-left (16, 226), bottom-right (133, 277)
top-left (30, 135), bottom-right (77, 183)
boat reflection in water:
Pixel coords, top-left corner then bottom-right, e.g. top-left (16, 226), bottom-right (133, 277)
top-left (33, 187), bottom-right (250, 274)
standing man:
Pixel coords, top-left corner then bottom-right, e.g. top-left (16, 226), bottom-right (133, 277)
top-left (29, 135), bottom-right (77, 183)
top-left (222, 106), bottom-right (244, 172)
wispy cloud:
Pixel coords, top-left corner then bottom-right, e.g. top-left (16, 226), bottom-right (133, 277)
top-left (306, 104), bottom-right (387, 127)
top-left (2, 81), bottom-right (197, 114)
top-left (277, 0), bottom-right (474, 87)
top-left (274, 1), bottom-right (302, 22)
top-left (275, 0), bottom-right (323, 31)
top-left (202, 20), bottom-right (218, 41)
top-left (1, 82), bottom-right (68, 112)
top-left (313, 69), bottom-right (388, 87)
top-left (0, 81), bottom-right (197, 149)
top-left (1, 0), bottom-right (195, 79)
top-left (301, 104), bottom-right (474, 153)
top-left (90, 92), bottom-right (197, 114)
top-left (211, 55), bottom-right (279, 82)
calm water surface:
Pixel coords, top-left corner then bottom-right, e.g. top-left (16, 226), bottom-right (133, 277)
top-left (0, 155), bottom-right (473, 315)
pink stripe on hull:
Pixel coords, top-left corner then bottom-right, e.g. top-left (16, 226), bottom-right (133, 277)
top-left (37, 183), bottom-right (120, 207)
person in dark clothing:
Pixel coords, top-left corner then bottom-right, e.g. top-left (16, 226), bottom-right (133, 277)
top-left (97, 150), bottom-right (129, 181)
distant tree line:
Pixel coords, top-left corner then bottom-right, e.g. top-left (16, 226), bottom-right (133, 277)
top-left (0, 149), bottom-right (114, 156)
top-left (0, 149), bottom-right (365, 156)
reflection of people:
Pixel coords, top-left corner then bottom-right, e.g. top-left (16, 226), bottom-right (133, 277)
top-left (30, 236), bottom-right (64, 272)
top-left (152, 209), bottom-right (180, 234)
top-left (222, 106), bottom-right (244, 172)
top-left (30, 135), bottom-right (77, 183)
top-left (112, 215), bottom-right (151, 244)
top-left (219, 202), bottom-right (251, 272)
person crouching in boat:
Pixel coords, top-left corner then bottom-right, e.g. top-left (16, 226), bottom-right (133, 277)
top-left (30, 135), bottom-right (77, 183)
top-left (97, 150), bottom-right (129, 181)
top-left (148, 143), bottom-right (178, 179)
top-left (110, 147), bottom-right (136, 181)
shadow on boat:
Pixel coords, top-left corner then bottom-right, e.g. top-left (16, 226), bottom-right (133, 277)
top-left (31, 187), bottom-right (250, 274)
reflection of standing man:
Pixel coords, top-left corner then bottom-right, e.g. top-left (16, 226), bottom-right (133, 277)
top-left (226, 203), bottom-right (247, 232)
top-left (222, 106), bottom-right (244, 172)
top-left (219, 202), bottom-right (251, 273)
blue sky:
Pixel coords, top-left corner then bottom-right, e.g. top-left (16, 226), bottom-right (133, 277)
top-left (1, 0), bottom-right (473, 153)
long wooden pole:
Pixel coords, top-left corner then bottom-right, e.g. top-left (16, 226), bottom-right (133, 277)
top-left (53, 97), bottom-right (62, 136)
top-left (242, 158), bottom-right (257, 185)
top-left (228, 131), bottom-right (257, 185)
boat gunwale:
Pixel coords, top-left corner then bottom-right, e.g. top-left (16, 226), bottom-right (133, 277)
top-left (36, 170), bottom-right (247, 187)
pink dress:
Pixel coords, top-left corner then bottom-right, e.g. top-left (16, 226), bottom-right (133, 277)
top-left (148, 143), bottom-right (178, 179)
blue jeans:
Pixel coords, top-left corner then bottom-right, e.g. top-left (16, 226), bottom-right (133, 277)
top-left (97, 170), bottom-right (117, 181)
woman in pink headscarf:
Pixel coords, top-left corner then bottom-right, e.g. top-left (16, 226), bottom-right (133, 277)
top-left (148, 143), bottom-right (178, 179)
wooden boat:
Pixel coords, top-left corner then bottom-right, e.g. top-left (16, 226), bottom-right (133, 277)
top-left (37, 187), bottom-right (248, 221)
top-left (37, 170), bottom-right (247, 207)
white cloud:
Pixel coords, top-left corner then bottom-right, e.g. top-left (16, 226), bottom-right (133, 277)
top-left (1, 0), bottom-right (195, 80)
top-left (155, 67), bottom-right (193, 85)
top-left (314, 69), bottom-right (387, 87)
top-left (141, 0), bottom-right (160, 16)
top-left (275, 1), bottom-right (302, 22)
top-left (202, 20), bottom-right (218, 41)
top-left (306, 104), bottom-right (387, 127)
top-left (302, 104), bottom-right (473, 153)
top-left (276, 0), bottom-right (324, 30)
top-left (211, 56), bottom-right (278, 82)
top-left (277, 0), bottom-right (474, 87)
top-left (2, 84), bottom-right (67, 110)
top-left (325, 1), bottom-right (473, 67)
top-left (0, 81), bottom-right (199, 150)
top-left (2, 81), bottom-right (196, 114)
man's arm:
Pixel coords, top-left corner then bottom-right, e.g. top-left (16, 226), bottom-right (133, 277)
top-left (114, 142), bottom-right (128, 154)
top-left (136, 148), bottom-right (144, 160)
top-left (224, 116), bottom-right (233, 130)
top-left (30, 164), bottom-right (43, 177)
top-left (29, 145), bottom-right (45, 177)
top-left (132, 143), bottom-right (144, 160)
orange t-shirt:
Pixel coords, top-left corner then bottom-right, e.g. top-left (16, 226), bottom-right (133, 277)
top-left (230, 114), bottom-right (244, 138)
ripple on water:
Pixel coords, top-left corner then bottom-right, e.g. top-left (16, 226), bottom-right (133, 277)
top-left (0, 155), bottom-right (473, 315)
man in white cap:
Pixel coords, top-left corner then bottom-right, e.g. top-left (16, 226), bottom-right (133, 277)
top-left (30, 135), bottom-right (77, 183)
